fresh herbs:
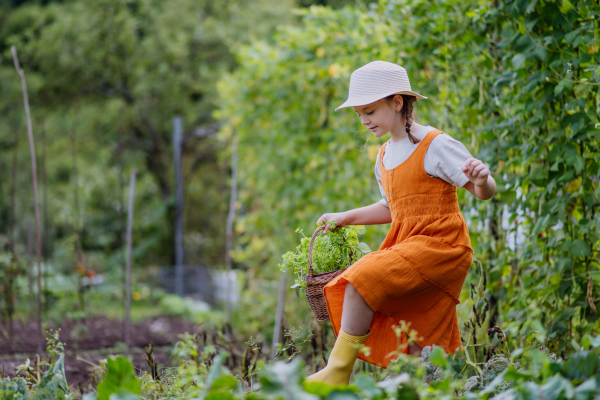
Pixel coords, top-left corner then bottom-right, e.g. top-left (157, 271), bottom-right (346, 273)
top-left (279, 220), bottom-right (371, 290)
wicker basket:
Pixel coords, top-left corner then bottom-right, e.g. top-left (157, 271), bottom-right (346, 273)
top-left (303, 225), bottom-right (353, 322)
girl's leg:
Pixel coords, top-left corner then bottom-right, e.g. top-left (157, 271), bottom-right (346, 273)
top-left (305, 282), bottom-right (372, 385)
top-left (343, 282), bottom-right (423, 356)
top-left (307, 282), bottom-right (424, 384)
top-left (408, 342), bottom-right (422, 356)
top-left (341, 282), bottom-right (374, 335)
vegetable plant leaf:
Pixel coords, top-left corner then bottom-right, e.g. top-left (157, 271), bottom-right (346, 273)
top-left (96, 356), bottom-right (141, 400)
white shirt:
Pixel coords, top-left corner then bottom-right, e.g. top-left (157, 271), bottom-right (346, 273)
top-left (375, 126), bottom-right (473, 208)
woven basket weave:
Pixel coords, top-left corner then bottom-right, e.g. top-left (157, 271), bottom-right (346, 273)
top-left (303, 225), bottom-right (353, 322)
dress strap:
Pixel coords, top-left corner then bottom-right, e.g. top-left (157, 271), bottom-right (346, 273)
top-left (411, 129), bottom-right (443, 163)
top-left (419, 129), bottom-right (443, 148)
top-left (380, 129), bottom-right (443, 171)
top-left (379, 142), bottom-right (389, 171)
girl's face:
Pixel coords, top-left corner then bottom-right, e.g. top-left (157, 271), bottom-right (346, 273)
top-left (353, 96), bottom-right (403, 138)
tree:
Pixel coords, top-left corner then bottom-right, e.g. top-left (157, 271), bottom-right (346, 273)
top-left (1, 0), bottom-right (294, 265)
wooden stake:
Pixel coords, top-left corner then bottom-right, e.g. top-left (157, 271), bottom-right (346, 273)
top-left (173, 116), bottom-right (184, 297)
top-left (41, 121), bottom-right (50, 313)
top-left (41, 120), bottom-right (49, 259)
top-left (11, 45), bottom-right (43, 355)
top-left (225, 135), bottom-right (238, 336)
top-left (10, 130), bottom-right (18, 245)
top-left (272, 271), bottom-right (286, 358)
top-left (117, 126), bottom-right (127, 327)
top-left (125, 170), bottom-right (137, 355)
top-left (71, 117), bottom-right (81, 254)
top-left (27, 217), bottom-right (34, 318)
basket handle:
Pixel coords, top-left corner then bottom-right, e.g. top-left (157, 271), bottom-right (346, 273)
top-left (308, 224), bottom-right (326, 279)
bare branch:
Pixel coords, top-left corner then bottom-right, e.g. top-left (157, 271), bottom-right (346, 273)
top-left (11, 45), bottom-right (43, 355)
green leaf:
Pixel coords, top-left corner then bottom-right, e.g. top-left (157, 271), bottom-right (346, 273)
top-left (559, 170), bottom-right (575, 182)
top-left (588, 334), bottom-right (600, 348)
top-left (558, 307), bottom-right (577, 322)
top-left (376, 373), bottom-right (417, 398)
top-left (532, 214), bottom-right (550, 236)
top-left (96, 357), bottom-right (141, 400)
top-left (525, 0), bottom-right (538, 13)
top-left (582, 335), bottom-right (592, 349)
top-left (326, 390), bottom-right (360, 400)
top-left (573, 377), bottom-right (597, 400)
top-left (36, 354), bottom-right (68, 395)
top-left (109, 390), bottom-right (141, 400)
top-left (570, 240), bottom-right (591, 258)
top-left (505, 364), bottom-right (534, 380)
top-left (206, 392), bottom-right (236, 400)
top-left (206, 351), bottom-right (231, 390)
top-left (211, 376), bottom-right (238, 390)
top-left (261, 358), bottom-right (317, 400)
top-left (563, 352), bottom-right (600, 381)
top-left (540, 376), bottom-right (574, 399)
top-left (530, 166), bottom-right (545, 180)
top-left (357, 243), bottom-right (371, 254)
top-left (525, 17), bottom-right (538, 30)
top-left (430, 375), bottom-right (451, 391)
top-left (555, 80), bottom-right (568, 95)
top-left (350, 374), bottom-right (382, 399)
top-left (510, 348), bottom-right (524, 361)
top-left (565, 29), bottom-right (582, 45)
top-left (512, 53), bottom-right (527, 69)
top-left (304, 381), bottom-right (338, 396)
top-left (429, 347), bottom-right (449, 368)
top-left (574, 156), bottom-right (585, 173)
top-left (480, 370), bottom-right (508, 394)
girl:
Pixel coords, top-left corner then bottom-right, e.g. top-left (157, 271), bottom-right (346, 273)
top-left (306, 61), bottom-right (496, 385)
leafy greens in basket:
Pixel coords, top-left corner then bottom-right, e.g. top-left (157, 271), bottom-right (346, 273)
top-left (279, 220), bottom-right (371, 290)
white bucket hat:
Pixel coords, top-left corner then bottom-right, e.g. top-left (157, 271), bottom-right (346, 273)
top-left (335, 60), bottom-right (427, 111)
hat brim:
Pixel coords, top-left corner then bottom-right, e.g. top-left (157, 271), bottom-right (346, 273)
top-left (335, 91), bottom-right (427, 111)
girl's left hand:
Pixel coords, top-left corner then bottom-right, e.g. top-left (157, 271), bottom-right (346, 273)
top-left (462, 158), bottom-right (490, 186)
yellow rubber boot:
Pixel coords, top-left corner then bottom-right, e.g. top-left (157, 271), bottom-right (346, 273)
top-left (305, 329), bottom-right (370, 386)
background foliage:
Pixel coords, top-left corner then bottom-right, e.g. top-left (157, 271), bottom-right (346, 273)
top-left (219, 0), bottom-right (600, 356)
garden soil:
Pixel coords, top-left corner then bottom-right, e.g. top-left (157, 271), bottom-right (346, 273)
top-left (0, 316), bottom-right (200, 386)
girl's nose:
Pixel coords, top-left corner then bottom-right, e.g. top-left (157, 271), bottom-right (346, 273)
top-left (361, 115), bottom-right (370, 126)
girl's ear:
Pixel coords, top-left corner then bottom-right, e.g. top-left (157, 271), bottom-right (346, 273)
top-left (393, 95), bottom-right (404, 112)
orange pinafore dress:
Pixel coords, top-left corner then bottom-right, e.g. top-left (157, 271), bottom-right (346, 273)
top-left (323, 129), bottom-right (473, 368)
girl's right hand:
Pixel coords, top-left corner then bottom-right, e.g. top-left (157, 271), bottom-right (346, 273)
top-left (316, 212), bottom-right (349, 234)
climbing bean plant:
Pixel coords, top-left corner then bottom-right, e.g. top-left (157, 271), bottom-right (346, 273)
top-left (476, 0), bottom-right (600, 355)
top-left (218, 0), bottom-right (600, 355)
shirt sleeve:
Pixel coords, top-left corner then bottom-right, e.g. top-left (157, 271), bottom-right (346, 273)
top-left (429, 135), bottom-right (473, 188)
top-left (374, 148), bottom-right (390, 208)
